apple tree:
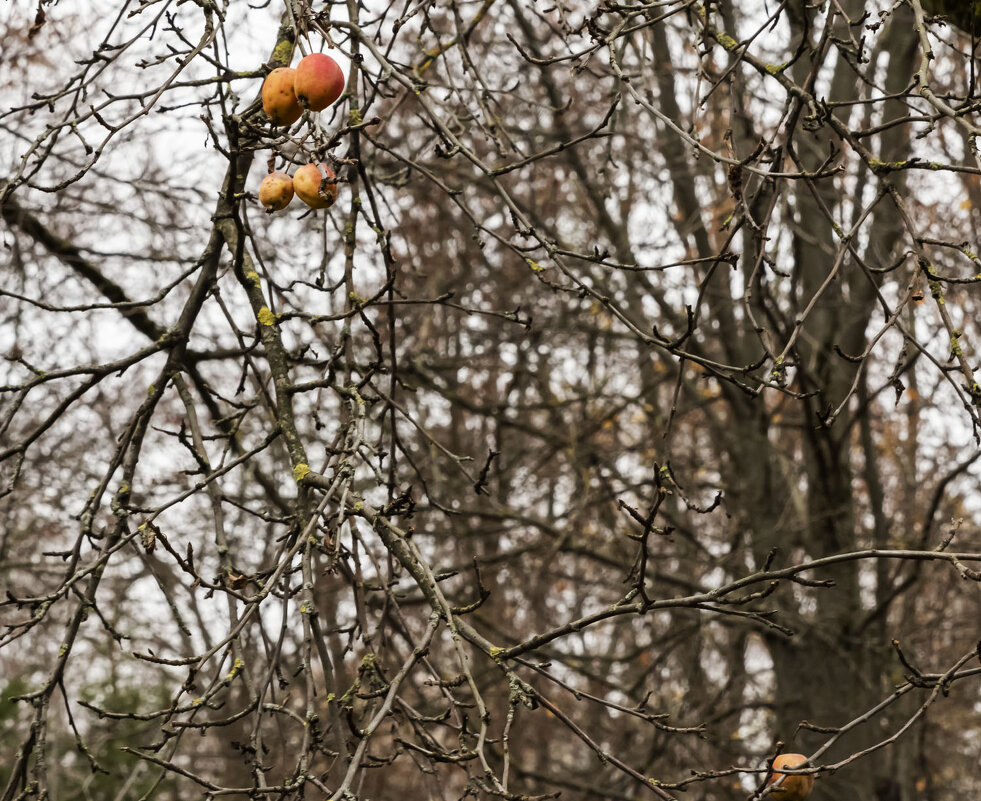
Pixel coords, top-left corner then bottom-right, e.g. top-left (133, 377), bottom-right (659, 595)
top-left (2, 2), bottom-right (981, 800)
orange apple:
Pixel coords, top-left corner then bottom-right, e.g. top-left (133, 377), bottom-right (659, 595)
top-left (261, 68), bottom-right (303, 126)
top-left (258, 172), bottom-right (294, 211)
top-left (294, 53), bottom-right (344, 112)
top-left (293, 162), bottom-right (337, 209)
top-left (767, 753), bottom-right (814, 801)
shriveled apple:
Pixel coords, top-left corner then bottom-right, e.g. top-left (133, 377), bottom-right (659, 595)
top-left (767, 754), bottom-right (814, 801)
top-left (262, 68), bottom-right (303, 126)
top-left (258, 172), bottom-right (294, 211)
top-left (293, 162), bottom-right (337, 209)
top-left (294, 53), bottom-right (344, 112)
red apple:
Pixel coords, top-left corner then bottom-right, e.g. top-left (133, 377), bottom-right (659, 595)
top-left (294, 53), bottom-right (344, 112)
top-left (293, 163), bottom-right (337, 209)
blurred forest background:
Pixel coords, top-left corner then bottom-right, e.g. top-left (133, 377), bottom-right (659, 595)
top-left (2, 1), bottom-right (981, 800)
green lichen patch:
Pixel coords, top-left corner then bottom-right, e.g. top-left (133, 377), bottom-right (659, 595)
top-left (293, 463), bottom-right (311, 482)
top-left (271, 39), bottom-right (294, 68)
top-left (717, 32), bottom-right (739, 51)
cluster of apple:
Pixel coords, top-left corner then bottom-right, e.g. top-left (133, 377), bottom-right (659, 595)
top-left (258, 52), bottom-right (344, 213)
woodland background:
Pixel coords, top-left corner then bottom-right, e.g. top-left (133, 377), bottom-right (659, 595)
top-left (2, 1), bottom-right (981, 800)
